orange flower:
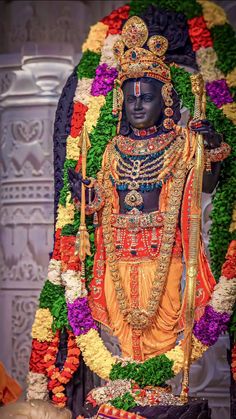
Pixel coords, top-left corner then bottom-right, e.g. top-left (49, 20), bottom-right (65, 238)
top-left (44, 329), bottom-right (80, 407)
top-left (52, 385), bottom-right (64, 394)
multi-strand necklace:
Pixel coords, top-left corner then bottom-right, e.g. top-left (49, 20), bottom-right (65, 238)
top-left (101, 130), bottom-right (187, 332)
top-left (109, 130), bottom-right (184, 210)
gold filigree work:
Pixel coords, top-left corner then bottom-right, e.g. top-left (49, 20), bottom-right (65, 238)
top-left (100, 136), bottom-right (187, 332)
top-left (113, 16), bottom-right (170, 86)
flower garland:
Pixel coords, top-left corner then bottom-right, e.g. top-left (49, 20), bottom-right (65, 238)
top-left (44, 330), bottom-right (80, 407)
top-left (28, 0), bottom-right (236, 408)
top-left (29, 340), bottom-right (50, 375)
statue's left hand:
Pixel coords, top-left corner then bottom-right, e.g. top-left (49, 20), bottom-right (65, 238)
top-left (190, 119), bottom-right (222, 149)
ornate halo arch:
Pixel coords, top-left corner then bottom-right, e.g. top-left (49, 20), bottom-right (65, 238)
top-left (28, 0), bottom-right (236, 407)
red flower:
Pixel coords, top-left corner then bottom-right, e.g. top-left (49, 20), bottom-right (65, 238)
top-left (101, 5), bottom-right (130, 35)
top-left (222, 260), bottom-right (236, 279)
top-left (188, 16), bottom-right (213, 51)
top-left (222, 240), bottom-right (236, 279)
top-left (60, 236), bottom-right (76, 264)
top-left (70, 102), bottom-right (88, 138)
top-left (86, 393), bottom-right (98, 407)
top-left (67, 256), bottom-right (80, 271)
top-left (29, 339), bottom-right (49, 374)
top-left (52, 394), bottom-right (67, 405)
top-left (52, 228), bottom-right (62, 260)
top-left (231, 343), bottom-right (236, 381)
top-left (44, 330), bottom-right (80, 407)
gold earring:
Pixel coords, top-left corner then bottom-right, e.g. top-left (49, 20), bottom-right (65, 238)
top-left (113, 80), bottom-right (124, 133)
top-left (162, 83), bottom-right (175, 130)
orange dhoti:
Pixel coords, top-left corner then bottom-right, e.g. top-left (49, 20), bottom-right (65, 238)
top-left (105, 255), bottom-right (183, 360)
top-left (90, 210), bottom-right (184, 361)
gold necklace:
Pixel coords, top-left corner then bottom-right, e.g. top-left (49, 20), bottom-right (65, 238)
top-left (101, 139), bottom-right (187, 332)
top-left (115, 135), bottom-right (184, 186)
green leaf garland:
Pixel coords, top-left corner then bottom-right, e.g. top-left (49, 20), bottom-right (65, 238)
top-left (211, 24), bottom-right (236, 75)
top-left (59, 159), bottom-right (77, 206)
top-left (110, 392), bottom-right (137, 410)
top-left (39, 280), bottom-right (65, 310)
top-left (51, 295), bottom-right (70, 332)
top-left (129, 0), bottom-right (202, 19)
top-left (109, 355), bottom-right (174, 388)
top-left (77, 51), bottom-right (101, 80)
top-left (86, 91), bottom-right (117, 178)
top-left (39, 280), bottom-right (70, 332)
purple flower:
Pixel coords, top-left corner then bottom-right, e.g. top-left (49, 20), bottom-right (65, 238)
top-left (193, 305), bottom-right (230, 346)
top-left (67, 297), bottom-right (97, 336)
top-left (206, 79), bottom-right (233, 108)
top-left (91, 63), bottom-right (118, 96)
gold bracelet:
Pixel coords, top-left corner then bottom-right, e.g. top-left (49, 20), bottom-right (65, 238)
top-left (204, 142), bottom-right (231, 172)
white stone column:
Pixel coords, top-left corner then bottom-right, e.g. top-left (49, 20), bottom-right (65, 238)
top-left (0, 44), bottom-right (73, 388)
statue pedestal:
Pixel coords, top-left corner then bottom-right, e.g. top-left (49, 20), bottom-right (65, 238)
top-left (81, 399), bottom-right (210, 419)
top-left (130, 399), bottom-right (210, 418)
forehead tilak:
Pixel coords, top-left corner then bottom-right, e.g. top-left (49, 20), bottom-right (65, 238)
top-left (134, 80), bottom-right (141, 97)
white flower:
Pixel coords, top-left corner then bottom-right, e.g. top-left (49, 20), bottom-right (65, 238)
top-left (100, 34), bottom-right (121, 68)
top-left (47, 259), bottom-right (62, 286)
top-left (61, 270), bottom-right (87, 303)
top-left (26, 372), bottom-right (48, 401)
top-left (196, 47), bottom-right (224, 82)
top-left (209, 275), bottom-right (236, 314)
top-left (74, 78), bottom-right (93, 106)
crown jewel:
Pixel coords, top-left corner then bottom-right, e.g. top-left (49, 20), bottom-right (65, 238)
top-left (113, 16), bottom-right (171, 85)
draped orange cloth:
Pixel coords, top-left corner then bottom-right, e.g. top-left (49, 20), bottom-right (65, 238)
top-left (105, 248), bottom-right (183, 360)
top-left (89, 126), bottom-right (216, 360)
top-left (0, 362), bottom-right (22, 405)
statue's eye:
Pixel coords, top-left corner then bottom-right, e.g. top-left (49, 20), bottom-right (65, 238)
top-left (143, 94), bottom-right (153, 102)
top-left (127, 96), bottom-right (136, 103)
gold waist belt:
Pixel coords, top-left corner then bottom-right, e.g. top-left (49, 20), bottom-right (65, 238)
top-left (111, 209), bottom-right (164, 230)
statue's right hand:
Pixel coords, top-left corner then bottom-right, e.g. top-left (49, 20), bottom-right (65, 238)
top-left (68, 169), bottom-right (94, 202)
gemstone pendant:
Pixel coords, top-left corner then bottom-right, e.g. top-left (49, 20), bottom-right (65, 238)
top-left (124, 190), bottom-right (143, 208)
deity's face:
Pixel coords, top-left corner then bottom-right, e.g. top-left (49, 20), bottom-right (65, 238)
top-left (123, 79), bottom-right (163, 129)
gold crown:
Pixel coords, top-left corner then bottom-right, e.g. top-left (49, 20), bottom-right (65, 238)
top-left (113, 16), bottom-right (171, 85)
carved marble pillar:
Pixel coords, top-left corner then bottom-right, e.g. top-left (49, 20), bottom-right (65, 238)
top-left (0, 45), bottom-right (73, 388)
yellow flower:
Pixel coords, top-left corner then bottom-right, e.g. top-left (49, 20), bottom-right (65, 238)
top-left (56, 193), bottom-right (75, 229)
top-left (31, 309), bottom-right (53, 342)
top-left (76, 329), bottom-right (115, 379)
top-left (221, 102), bottom-right (236, 125)
top-left (85, 96), bottom-right (106, 133)
top-left (166, 343), bottom-right (183, 375)
top-left (66, 135), bottom-right (81, 160)
top-left (82, 22), bottom-right (108, 54)
top-left (226, 67), bottom-right (236, 88)
top-left (166, 336), bottom-right (208, 375)
top-left (191, 335), bottom-right (208, 361)
top-left (197, 0), bottom-right (227, 28)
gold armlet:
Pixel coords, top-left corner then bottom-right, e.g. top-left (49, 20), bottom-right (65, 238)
top-left (74, 181), bottom-right (105, 216)
top-left (204, 142), bottom-right (231, 172)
